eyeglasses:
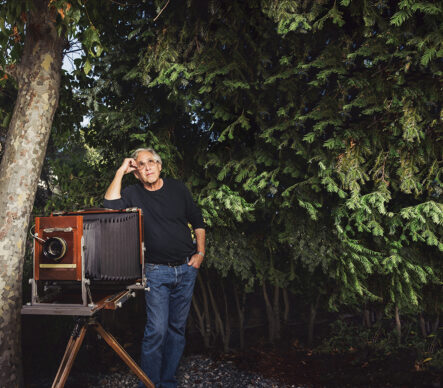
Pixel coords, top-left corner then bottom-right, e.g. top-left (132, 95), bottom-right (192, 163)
top-left (136, 159), bottom-right (158, 169)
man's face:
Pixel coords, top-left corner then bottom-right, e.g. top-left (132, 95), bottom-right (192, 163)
top-left (134, 151), bottom-right (162, 185)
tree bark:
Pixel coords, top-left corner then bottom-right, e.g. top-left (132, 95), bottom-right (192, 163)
top-left (432, 314), bottom-right (440, 333)
top-left (191, 272), bottom-right (212, 348)
top-left (307, 294), bottom-right (320, 348)
top-left (0, 1), bottom-right (65, 386)
top-left (363, 308), bottom-right (371, 328)
top-left (221, 280), bottom-right (231, 352)
top-left (191, 294), bottom-right (207, 346)
top-left (282, 288), bottom-right (289, 325)
top-left (273, 283), bottom-right (280, 341)
top-left (394, 305), bottom-right (401, 345)
top-left (198, 272), bottom-right (212, 347)
top-left (262, 281), bottom-right (275, 344)
top-left (233, 284), bottom-right (246, 349)
top-left (419, 313), bottom-right (427, 338)
top-left (206, 276), bottom-right (224, 344)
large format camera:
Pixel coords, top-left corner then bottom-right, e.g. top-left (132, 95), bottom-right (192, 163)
top-left (22, 208), bottom-right (145, 316)
top-left (21, 209), bottom-right (155, 387)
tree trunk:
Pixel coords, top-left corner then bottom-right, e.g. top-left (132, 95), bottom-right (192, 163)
top-left (0, 2), bottom-right (65, 386)
top-left (307, 294), bottom-right (320, 348)
top-left (191, 295), bottom-right (207, 346)
top-left (262, 281), bottom-right (275, 344)
top-left (394, 305), bottom-right (401, 345)
top-left (363, 307), bottom-right (371, 328)
top-left (221, 280), bottom-right (231, 353)
top-left (193, 272), bottom-right (211, 348)
top-left (273, 284), bottom-right (280, 341)
top-left (432, 314), bottom-right (440, 333)
top-left (282, 288), bottom-right (289, 325)
top-left (233, 284), bottom-right (246, 350)
top-left (419, 313), bottom-right (427, 338)
top-left (206, 276), bottom-right (225, 346)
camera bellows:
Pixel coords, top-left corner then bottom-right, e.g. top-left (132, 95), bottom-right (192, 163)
top-left (83, 213), bottom-right (140, 280)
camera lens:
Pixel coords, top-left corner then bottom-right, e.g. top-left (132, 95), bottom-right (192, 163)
top-left (43, 237), bottom-right (67, 261)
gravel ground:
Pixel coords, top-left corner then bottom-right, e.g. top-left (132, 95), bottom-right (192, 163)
top-left (30, 354), bottom-right (300, 388)
top-left (95, 355), bottom-right (296, 387)
top-left (95, 354), bottom-right (297, 387)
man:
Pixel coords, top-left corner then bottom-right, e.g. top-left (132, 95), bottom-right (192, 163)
top-left (104, 147), bottom-right (205, 388)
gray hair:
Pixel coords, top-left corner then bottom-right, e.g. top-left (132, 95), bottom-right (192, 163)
top-left (131, 147), bottom-right (162, 165)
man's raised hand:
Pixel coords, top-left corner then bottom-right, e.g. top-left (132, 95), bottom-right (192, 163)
top-left (119, 158), bottom-right (138, 175)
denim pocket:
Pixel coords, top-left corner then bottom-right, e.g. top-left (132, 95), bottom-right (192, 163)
top-left (145, 263), bottom-right (159, 272)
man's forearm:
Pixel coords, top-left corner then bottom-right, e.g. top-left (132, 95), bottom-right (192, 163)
top-left (194, 228), bottom-right (206, 255)
top-left (104, 170), bottom-right (125, 200)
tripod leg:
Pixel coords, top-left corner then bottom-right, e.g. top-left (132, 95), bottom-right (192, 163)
top-left (92, 322), bottom-right (155, 388)
top-left (51, 322), bottom-right (88, 388)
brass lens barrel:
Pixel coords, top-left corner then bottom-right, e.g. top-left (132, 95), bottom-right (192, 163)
top-left (43, 237), bottom-right (67, 261)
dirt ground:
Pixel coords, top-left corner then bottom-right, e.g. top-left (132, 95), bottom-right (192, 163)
top-left (218, 346), bottom-right (442, 388)
top-left (22, 313), bottom-right (442, 388)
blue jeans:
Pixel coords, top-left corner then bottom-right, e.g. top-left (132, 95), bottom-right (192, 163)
top-left (139, 262), bottom-right (198, 388)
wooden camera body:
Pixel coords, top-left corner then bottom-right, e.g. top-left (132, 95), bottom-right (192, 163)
top-left (22, 208), bottom-right (145, 316)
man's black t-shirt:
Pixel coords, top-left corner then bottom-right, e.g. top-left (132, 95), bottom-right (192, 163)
top-left (103, 178), bottom-right (205, 264)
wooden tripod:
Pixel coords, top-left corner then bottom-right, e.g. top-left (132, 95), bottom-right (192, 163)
top-left (51, 317), bottom-right (154, 388)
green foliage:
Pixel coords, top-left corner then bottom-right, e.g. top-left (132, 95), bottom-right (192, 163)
top-left (316, 320), bottom-right (398, 355)
top-left (199, 185), bottom-right (255, 227)
top-left (135, 0), bottom-right (442, 314)
top-left (41, 145), bottom-right (113, 213)
top-left (9, 0), bottom-right (440, 344)
top-left (205, 226), bottom-right (257, 291)
top-left (0, 0), bottom-right (102, 74)
top-left (317, 318), bottom-right (443, 371)
top-left (429, 346), bottom-right (443, 369)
